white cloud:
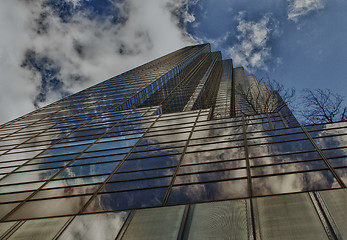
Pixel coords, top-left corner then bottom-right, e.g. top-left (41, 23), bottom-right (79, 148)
top-left (287, 0), bottom-right (325, 22)
top-left (228, 12), bottom-right (278, 72)
top-left (167, 0), bottom-right (199, 24)
top-left (195, 31), bottom-right (231, 51)
top-left (0, 0), bottom-right (196, 124)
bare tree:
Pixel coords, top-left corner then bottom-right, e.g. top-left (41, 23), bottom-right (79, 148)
top-left (235, 78), bottom-right (295, 116)
top-left (300, 88), bottom-right (347, 124)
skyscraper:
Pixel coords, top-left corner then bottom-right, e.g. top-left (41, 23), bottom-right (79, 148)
top-left (0, 44), bottom-right (346, 239)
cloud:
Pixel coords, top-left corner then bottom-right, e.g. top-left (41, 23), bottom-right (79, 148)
top-left (0, 0), bottom-right (196, 124)
top-left (167, 0), bottom-right (199, 25)
top-left (228, 12), bottom-right (279, 72)
top-left (287, 0), bottom-right (325, 22)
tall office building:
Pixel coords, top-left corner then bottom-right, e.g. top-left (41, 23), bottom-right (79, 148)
top-left (0, 44), bottom-right (346, 239)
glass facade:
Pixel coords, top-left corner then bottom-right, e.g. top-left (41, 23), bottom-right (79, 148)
top-left (0, 43), bottom-right (346, 239)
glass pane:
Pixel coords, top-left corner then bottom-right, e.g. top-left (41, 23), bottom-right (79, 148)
top-left (103, 177), bottom-right (171, 192)
top-left (59, 211), bottom-right (129, 240)
top-left (335, 168), bottom-right (347, 185)
top-left (179, 160), bottom-right (246, 174)
top-left (0, 167), bottom-right (17, 174)
top-left (84, 188), bottom-right (166, 213)
top-left (255, 193), bottom-right (328, 239)
top-left (6, 196), bottom-right (91, 220)
top-left (0, 169), bottom-right (59, 185)
top-left (167, 179), bottom-right (248, 205)
top-left (0, 191), bottom-right (32, 203)
top-left (40, 144), bottom-right (89, 157)
top-left (128, 148), bottom-right (183, 159)
top-left (248, 140), bottom-right (315, 158)
top-left (0, 202), bottom-right (20, 219)
top-left (134, 141), bottom-right (186, 152)
top-left (174, 169), bottom-right (246, 184)
top-left (186, 141), bottom-right (244, 152)
top-left (313, 135), bottom-right (347, 149)
top-left (56, 162), bottom-right (120, 179)
top-left (18, 161), bottom-right (70, 171)
top-left (327, 157), bottom-right (347, 167)
top-left (118, 155), bottom-right (180, 172)
top-left (87, 139), bottom-right (138, 152)
top-left (0, 221), bottom-right (17, 238)
top-left (72, 154), bottom-right (125, 165)
top-left (32, 184), bottom-right (100, 199)
top-left (138, 133), bottom-right (190, 145)
top-left (44, 175), bottom-right (108, 189)
top-left (188, 200), bottom-right (249, 240)
top-left (81, 147), bottom-right (132, 158)
top-left (123, 205), bottom-right (185, 240)
top-left (251, 160), bottom-right (328, 176)
top-left (182, 148), bottom-right (245, 165)
top-left (319, 189), bottom-right (347, 238)
top-left (8, 217), bottom-right (69, 240)
top-left (0, 182), bottom-right (43, 194)
top-left (110, 168), bottom-right (175, 182)
top-left (250, 151), bottom-right (321, 166)
top-left (252, 170), bottom-right (338, 196)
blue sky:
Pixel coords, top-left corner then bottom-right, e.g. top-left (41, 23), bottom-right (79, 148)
top-left (0, 0), bottom-right (346, 123)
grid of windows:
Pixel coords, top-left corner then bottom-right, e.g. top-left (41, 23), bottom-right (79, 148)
top-left (1, 110), bottom-right (346, 221)
top-left (0, 189), bottom-right (345, 239)
top-left (0, 43), bottom-right (346, 239)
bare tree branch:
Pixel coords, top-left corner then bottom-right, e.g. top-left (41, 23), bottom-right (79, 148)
top-left (300, 88), bottom-right (347, 124)
top-left (235, 78), bottom-right (295, 116)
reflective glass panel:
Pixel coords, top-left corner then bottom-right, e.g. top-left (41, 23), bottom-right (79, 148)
top-left (182, 149), bottom-right (245, 165)
top-left (251, 160), bottom-right (328, 176)
top-left (87, 139), bottom-right (138, 152)
top-left (32, 184), bottom-right (100, 199)
top-left (179, 160), bottom-right (247, 174)
top-left (7, 195), bottom-right (91, 220)
top-left (0, 168), bottom-right (59, 185)
top-left (327, 157), bottom-right (347, 167)
top-left (56, 162), bottom-right (120, 179)
top-left (8, 217), bottom-right (69, 240)
top-left (44, 175), bottom-right (108, 189)
top-left (167, 179), bottom-right (248, 205)
top-left (72, 154), bottom-right (125, 165)
top-left (0, 202), bottom-right (20, 219)
top-left (175, 169), bottom-right (246, 184)
top-left (118, 155), bottom-right (180, 172)
top-left (255, 193), bottom-right (328, 239)
top-left (252, 170), bottom-right (338, 196)
top-left (59, 211), bottom-right (129, 240)
top-left (0, 182), bottom-right (43, 194)
top-left (250, 151), bottom-right (321, 166)
top-left (123, 205), bottom-right (185, 240)
top-left (110, 168), bottom-right (175, 181)
top-left (188, 200), bottom-right (249, 240)
top-left (0, 191), bottom-right (32, 203)
top-left (103, 177), bottom-right (171, 192)
top-left (335, 167), bottom-right (347, 185)
top-left (84, 188), bottom-right (166, 213)
top-left (0, 221), bottom-right (17, 238)
top-left (248, 140), bottom-right (315, 158)
top-left (319, 189), bottom-right (347, 239)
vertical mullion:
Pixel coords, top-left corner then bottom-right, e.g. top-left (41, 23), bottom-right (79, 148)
top-left (241, 115), bottom-right (258, 240)
top-left (278, 110), bottom-right (289, 128)
top-left (302, 126), bottom-right (345, 188)
top-left (308, 192), bottom-right (339, 240)
top-left (161, 110), bottom-right (201, 206)
top-left (0, 109), bottom-right (137, 221)
top-left (78, 114), bottom-right (162, 214)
